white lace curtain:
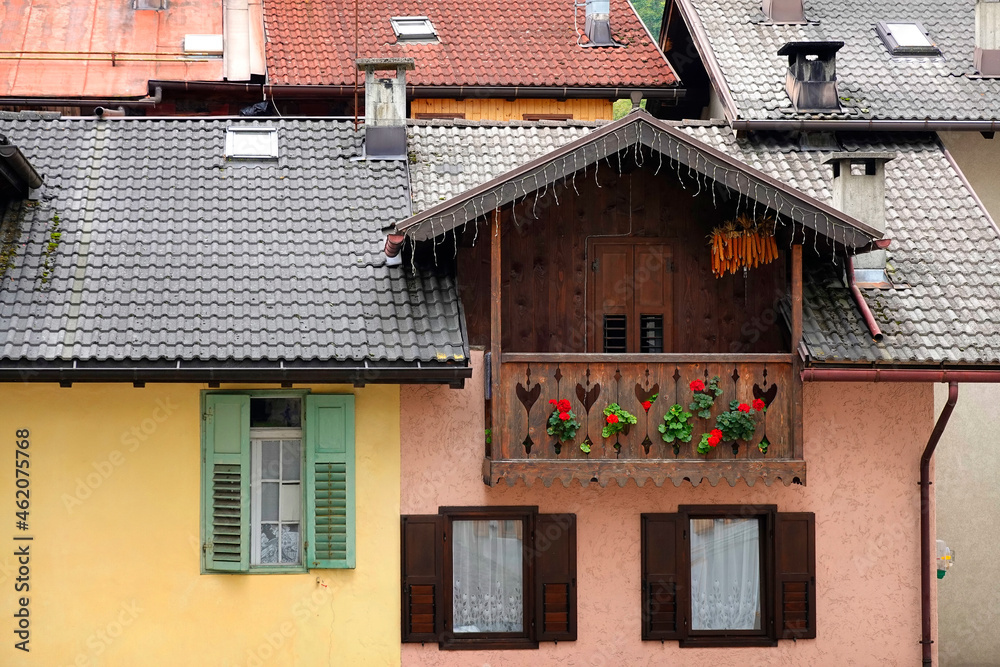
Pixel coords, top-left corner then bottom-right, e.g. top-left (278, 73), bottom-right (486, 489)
top-left (452, 519), bottom-right (524, 634)
top-left (690, 517), bottom-right (761, 630)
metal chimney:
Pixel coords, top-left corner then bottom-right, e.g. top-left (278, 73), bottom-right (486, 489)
top-left (778, 41), bottom-right (844, 112)
top-left (356, 57), bottom-right (415, 159)
top-left (823, 152), bottom-right (895, 282)
top-left (763, 0), bottom-right (805, 23)
top-left (976, 0), bottom-right (1000, 76)
top-left (584, 0), bottom-right (617, 47)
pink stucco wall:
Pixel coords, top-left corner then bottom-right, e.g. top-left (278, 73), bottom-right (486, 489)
top-left (400, 351), bottom-right (935, 665)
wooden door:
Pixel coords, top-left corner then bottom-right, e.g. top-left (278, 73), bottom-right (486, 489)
top-left (588, 240), bottom-right (673, 353)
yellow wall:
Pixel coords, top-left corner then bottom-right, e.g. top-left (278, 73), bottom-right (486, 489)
top-left (0, 383), bottom-right (401, 666)
top-left (410, 97), bottom-right (614, 121)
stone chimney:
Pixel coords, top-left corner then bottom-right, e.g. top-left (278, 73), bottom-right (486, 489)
top-left (778, 42), bottom-right (844, 112)
top-left (763, 0), bottom-right (805, 23)
top-left (976, 0), bottom-right (1000, 76)
top-left (356, 57), bottom-right (415, 159)
top-left (823, 152), bottom-right (895, 279)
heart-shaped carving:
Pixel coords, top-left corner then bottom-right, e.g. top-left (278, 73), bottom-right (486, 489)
top-left (576, 383), bottom-right (601, 412)
top-left (752, 382), bottom-right (778, 407)
top-left (634, 382), bottom-right (660, 404)
top-left (516, 382), bottom-right (541, 412)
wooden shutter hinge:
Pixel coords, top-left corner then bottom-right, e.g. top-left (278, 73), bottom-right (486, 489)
top-left (592, 258), bottom-right (599, 272)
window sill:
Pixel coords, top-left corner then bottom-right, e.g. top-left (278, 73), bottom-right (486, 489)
top-left (679, 636), bottom-right (778, 648)
top-left (439, 637), bottom-right (539, 651)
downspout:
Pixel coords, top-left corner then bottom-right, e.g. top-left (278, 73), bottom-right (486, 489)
top-left (846, 255), bottom-right (883, 341)
top-left (920, 382), bottom-right (958, 667)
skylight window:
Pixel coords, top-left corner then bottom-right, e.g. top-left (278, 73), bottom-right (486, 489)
top-left (876, 21), bottom-right (941, 56)
top-left (225, 128), bottom-right (278, 160)
top-left (390, 17), bottom-right (438, 42)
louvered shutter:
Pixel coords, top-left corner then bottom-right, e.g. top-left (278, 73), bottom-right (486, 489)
top-left (305, 394), bottom-right (355, 569)
top-left (534, 513), bottom-right (577, 642)
top-left (774, 512), bottom-right (816, 640)
top-left (641, 513), bottom-right (685, 640)
top-left (203, 394), bottom-right (250, 572)
top-left (401, 515), bottom-right (445, 643)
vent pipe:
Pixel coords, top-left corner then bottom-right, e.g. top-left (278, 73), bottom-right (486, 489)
top-left (583, 0), bottom-right (617, 47)
top-left (823, 152), bottom-right (895, 284)
top-left (976, 0), bottom-right (1000, 76)
top-left (778, 41), bottom-right (844, 112)
top-left (763, 0), bottom-right (805, 23)
top-left (356, 57), bottom-right (415, 159)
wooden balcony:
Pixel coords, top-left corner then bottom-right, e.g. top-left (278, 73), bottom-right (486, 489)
top-left (486, 353), bottom-right (804, 488)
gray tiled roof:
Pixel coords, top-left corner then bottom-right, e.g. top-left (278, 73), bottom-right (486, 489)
top-left (682, 0), bottom-right (1000, 121)
top-left (408, 119), bottom-right (601, 214)
top-left (407, 117), bottom-right (1000, 365)
top-left (0, 116), bottom-right (466, 365)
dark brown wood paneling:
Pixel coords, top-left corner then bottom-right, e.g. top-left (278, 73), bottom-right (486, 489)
top-left (535, 514), bottom-right (577, 642)
top-left (774, 512), bottom-right (816, 640)
top-left (401, 515), bottom-right (445, 643)
top-left (642, 513), bottom-right (686, 640)
top-left (458, 158), bottom-right (789, 355)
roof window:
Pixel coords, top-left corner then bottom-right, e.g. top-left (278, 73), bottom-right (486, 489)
top-left (134, 0), bottom-right (165, 9)
top-left (390, 17), bottom-right (438, 43)
top-left (876, 22), bottom-right (941, 56)
top-left (225, 128), bottom-right (278, 160)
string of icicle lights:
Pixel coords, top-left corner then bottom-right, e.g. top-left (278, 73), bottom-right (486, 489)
top-left (408, 124), bottom-right (868, 273)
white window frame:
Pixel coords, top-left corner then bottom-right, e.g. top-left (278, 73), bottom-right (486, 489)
top-left (249, 427), bottom-right (304, 567)
top-left (225, 127), bottom-right (279, 160)
top-left (390, 16), bottom-right (438, 42)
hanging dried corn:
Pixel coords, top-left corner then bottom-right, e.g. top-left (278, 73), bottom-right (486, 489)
top-left (708, 215), bottom-right (780, 278)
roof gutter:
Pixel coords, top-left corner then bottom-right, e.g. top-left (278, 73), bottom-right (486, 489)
top-left (262, 84), bottom-right (685, 101)
top-left (801, 368), bottom-right (1000, 382)
top-left (845, 255), bottom-right (883, 342)
top-left (0, 143), bottom-right (42, 190)
top-left (0, 362), bottom-right (472, 388)
top-left (0, 86), bottom-right (162, 109)
top-left (731, 119), bottom-right (1000, 133)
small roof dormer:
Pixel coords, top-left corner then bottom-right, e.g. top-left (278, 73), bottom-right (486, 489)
top-left (778, 41), bottom-right (844, 112)
top-left (763, 0), bottom-right (805, 24)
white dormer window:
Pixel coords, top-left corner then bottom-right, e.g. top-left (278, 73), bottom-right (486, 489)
top-left (390, 17), bottom-right (438, 42)
top-left (225, 128), bottom-right (279, 160)
top-left (876, 22), bottom-right (941, 56)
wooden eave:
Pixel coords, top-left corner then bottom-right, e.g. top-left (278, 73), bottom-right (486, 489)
top-left (393, 111), bottom-right (882, 248)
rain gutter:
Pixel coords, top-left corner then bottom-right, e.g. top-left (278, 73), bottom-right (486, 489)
top-left (0, 86), bottom-right (163, 109)
top-left (731, 119), bottom-right (1000, 132)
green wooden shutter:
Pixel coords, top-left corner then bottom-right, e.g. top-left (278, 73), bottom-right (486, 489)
top-left (202, 394), bottom-right (250, 573)
top-left (306, 394), bottom-right (355, 569)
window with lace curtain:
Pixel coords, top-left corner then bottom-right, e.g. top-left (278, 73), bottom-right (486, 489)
top-left (641, 506), bottom-right (816, 646)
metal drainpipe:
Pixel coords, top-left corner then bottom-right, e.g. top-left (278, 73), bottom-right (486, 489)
top-left (920, 381), bottom-right (958, 666)
top-left (846, 255), bottom-right (883, 342)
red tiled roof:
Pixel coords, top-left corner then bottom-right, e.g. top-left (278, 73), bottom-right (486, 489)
top-left (0, 0), bottom-right (223, 98)
top-left (264, 0), bottom-right (678, 88)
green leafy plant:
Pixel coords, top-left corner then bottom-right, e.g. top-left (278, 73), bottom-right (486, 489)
top-left (715, 400), bottom-right (760, 442)
top-left (658, 404), bottom-right (693, 444)
top-left (484, 428), bottom-right (492, 445)
top-left (697, 428), bottom-right (724, 455)
top-left (602, 403), bottom-right (637, 439)
top-left (688, 376), bottom-right (723, 418)
top-left (546, 398), bottom-right (581, 443)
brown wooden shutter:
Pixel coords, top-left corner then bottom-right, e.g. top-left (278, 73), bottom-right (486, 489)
top-left (401, 515), bottom-right (445, 643)
top-left (534, 514), bottom-right (577, 642)
top-left (641, 513), bottom-right (686, 640)
top-left (774, 512), bottom-right (816, 640)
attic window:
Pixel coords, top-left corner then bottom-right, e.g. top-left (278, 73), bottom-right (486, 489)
top-left (225, 128), bottom-right (278, 160)
top-left (134, 0), bottom-right (165, 9)
top-left (876, 22), bottom-right (941, 56)
top-left (391, 17), bottom-right (438, 43)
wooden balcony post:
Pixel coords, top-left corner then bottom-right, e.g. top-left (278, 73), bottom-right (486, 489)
top-left (791, 243), bottom-right (802, 352)
top-left (489, 208), bottom-right (502, 479)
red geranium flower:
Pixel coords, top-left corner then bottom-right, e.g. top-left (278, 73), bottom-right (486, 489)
top-left (689, 379), bottom-right (705, 392)
top-left (606, 414), bottom-right (619, 424)
top-left (559, 412), bottom-right (570, 421)
top-left (710, 428), bottom-right (723, 439)
top-left (738, 403), bottom-right (751, 413)
top-left (708, 435), bottom-right (721, 447)
top-left (557, 399), bottom-right (572, 413)
top-left (752, 398), bottom-right (766, 412)
top-left (642, 400), bottom-right (652, 412)
top-left (549, 399), bottom-right (557, 406)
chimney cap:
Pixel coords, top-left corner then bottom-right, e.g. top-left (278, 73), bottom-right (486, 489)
top-left (357, 57), bottom-right (415, 72)
top-left (822, 152), bottom-right (896, 164)
top-left (777, 41), bottom-right (845, 57)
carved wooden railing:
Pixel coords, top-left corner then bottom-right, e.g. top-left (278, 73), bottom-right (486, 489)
top-left (487, 353), bottom-right (804, 488)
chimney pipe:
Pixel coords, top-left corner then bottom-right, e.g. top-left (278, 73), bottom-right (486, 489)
top-left (778, 41), bottom-right (844, 112)
top-left (823, 152), bottom-right (895, 281)
top-left (976, 0), bottom-right (1000, 76)
top-left (583, 0), bottom-right (618, 47)
top-left (763, 0), bottom-right (805, 23)
top-left (355, 57), bottom-right (415, 159)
